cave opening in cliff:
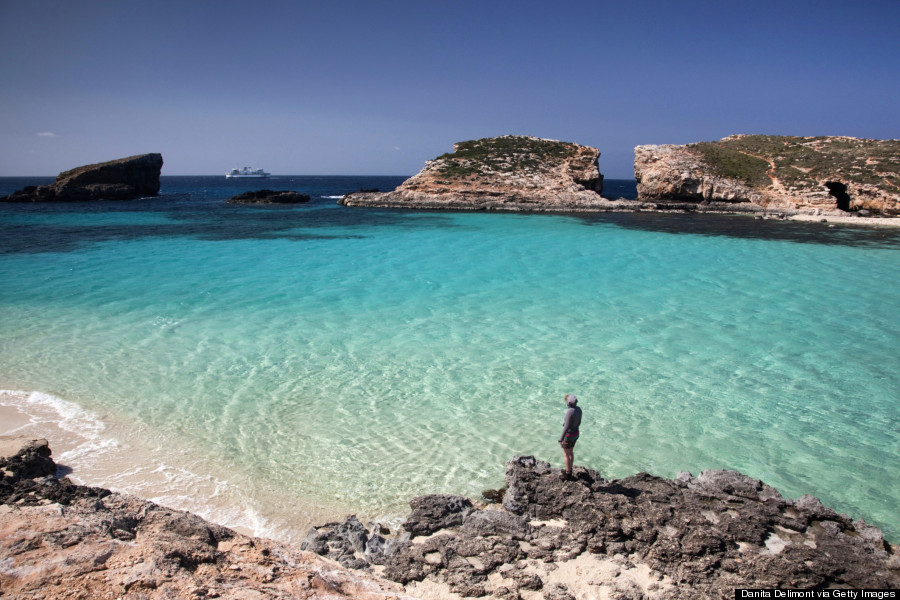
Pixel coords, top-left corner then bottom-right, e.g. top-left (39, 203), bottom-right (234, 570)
top-left (826, 181), bottom-right (852, 211)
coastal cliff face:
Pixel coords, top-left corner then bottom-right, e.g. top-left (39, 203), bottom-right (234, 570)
top-left (0, 153), bottom-right (163, 202)
top-left (341, 136), bottom-right (607, 211)
top-left (635, 135), bottom-right (900, 215)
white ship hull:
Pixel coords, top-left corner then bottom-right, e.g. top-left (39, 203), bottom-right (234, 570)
top-left (226, 167), bottom-right (270, 178)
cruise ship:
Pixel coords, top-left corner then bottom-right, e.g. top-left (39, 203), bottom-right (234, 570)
top-left (226, 167), bottom-right (270, 178)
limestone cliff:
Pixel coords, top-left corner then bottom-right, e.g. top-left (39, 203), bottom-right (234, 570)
top-left (340, 136), bottom-right (607, 211)
top-left (635, 135), bottom-right (900, 216)
top-left (1, 153), bottom-right (163, 202)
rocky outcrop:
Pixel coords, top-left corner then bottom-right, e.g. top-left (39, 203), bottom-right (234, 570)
top-left (1, 154), bottom-right (163, 202)
top-left (227, 189), bottom-right (311, 204)
top-left (0, 437), bottom-right (414, 599)
top-left (340, 136), bottom-right (609, 211)
top-left (306, 456), bottom-right (899, 598)
top-left (635, 135), bottom-right (900, 216)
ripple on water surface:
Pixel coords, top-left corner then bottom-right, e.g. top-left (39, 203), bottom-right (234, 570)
top-left (1, 193), bottom-right (898, 542)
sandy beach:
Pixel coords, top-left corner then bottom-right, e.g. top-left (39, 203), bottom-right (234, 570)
top-left (0, 403), bottom-right (31, 435)
top-left (0, 390), bottom-right (347, 544)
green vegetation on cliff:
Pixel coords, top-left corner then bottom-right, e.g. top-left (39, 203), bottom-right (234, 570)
top-left (688, 135), bottom-right (900, 196)
top-left (435, 135), bottom-right (588, 178)
top-left (688, 142), bottom-right (771, 187)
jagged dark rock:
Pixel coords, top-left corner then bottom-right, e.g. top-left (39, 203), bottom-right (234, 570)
top-left (305, 455), bottom-right (899, 598)
top-left (0, 438), bottom-right (55, 482)
top-left (0, 154), bottom-right (163, 202)
top-left (227, 189), bottom-right (311, 204)
top-left (403, 494), bottom-right (474, 535)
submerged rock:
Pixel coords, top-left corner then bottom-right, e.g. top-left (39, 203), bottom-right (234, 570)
top-left (341, 135), bottom-right (608, 212)
top-left (227, 189), bottom-right (311, 204)
top-left (1, 154), bottom-right (163, 202)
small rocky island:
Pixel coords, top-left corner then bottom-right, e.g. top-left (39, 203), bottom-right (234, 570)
top-left (634, 135), bottom-right (900, 216)
top-left (340, 135), bottom-right (608, 211)
top-left (227, 189), bottom-right (311, 204)
top-left (340, 134), bottom-right (899, 221)
top-left (2, 438), bottom-right (897, 599)
top-left (0, 154), bottom-right (163, 202)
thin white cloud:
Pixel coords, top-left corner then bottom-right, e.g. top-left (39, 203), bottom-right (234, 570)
top-left (37, 131), bottom-right (58, 137)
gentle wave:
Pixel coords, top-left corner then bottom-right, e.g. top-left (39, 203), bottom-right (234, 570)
top-left (0, 389), bottom-right (319, 544)
top-left (0, 389), bottom-right (109, 455)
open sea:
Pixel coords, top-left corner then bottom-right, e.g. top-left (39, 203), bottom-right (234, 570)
top-left (1, 175), bottom-right (898, 544)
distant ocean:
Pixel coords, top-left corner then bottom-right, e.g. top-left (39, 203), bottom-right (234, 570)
top-left (1, 175), bottom-right (898, 544)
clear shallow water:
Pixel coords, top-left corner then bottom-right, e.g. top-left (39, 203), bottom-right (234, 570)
top-left (1, 176), bottom-right (898, 543)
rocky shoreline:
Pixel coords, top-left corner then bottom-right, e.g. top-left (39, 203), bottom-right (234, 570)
top-left (342, 191), bottom-right (900, 229)
top-left (340, 135), bottom-right (900, 224)
top-left (0, 438), bottom-right (413, 599)
top-left (302, 456), bottom-right (899, 598)
top-left (2, 438), bottom-right (897, 599)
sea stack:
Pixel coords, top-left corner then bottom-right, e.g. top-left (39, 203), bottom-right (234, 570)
top-left (340, 135), bottom-right (607, 211)
top-left (634, 135), bottom-right (900, 216)
top-left (0, 153), bottom-right (163, 202)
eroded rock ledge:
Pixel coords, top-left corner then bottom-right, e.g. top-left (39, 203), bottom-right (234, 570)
top-left (0, 154), bottom-right (163, 202)
top-left (305, 456), bottom-right (899, 599)
top-left (340, 136), bottom-right (608, 212)
top-left (634, 135), bottom-right (900, 217)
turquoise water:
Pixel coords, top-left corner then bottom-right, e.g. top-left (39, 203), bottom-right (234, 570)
top-left (1, 177), bottom-right (898, 543)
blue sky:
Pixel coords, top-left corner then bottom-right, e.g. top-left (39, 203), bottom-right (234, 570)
top-left (1, 0), bottom-right (898, 178)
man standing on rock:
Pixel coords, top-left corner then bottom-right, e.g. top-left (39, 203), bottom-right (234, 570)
top-left (559, 394), bottom-right (582, 480)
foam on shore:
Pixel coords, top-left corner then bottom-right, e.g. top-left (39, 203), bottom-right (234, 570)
top-left (0, 390), bottom-right (346, 545)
